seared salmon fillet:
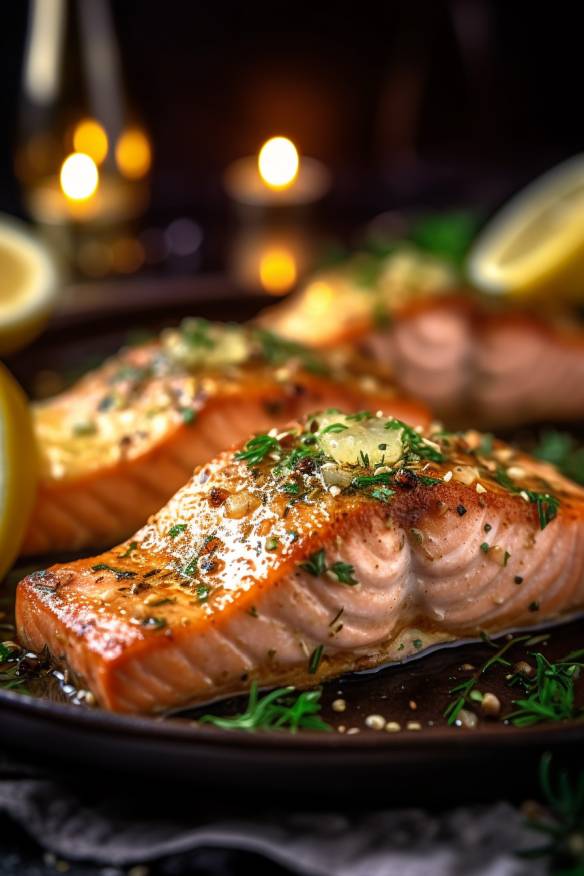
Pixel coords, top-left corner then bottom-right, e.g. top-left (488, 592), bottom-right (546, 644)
top-left (260, 254), bottom-right (584, 426)
top-left (16, 411), bottom-right (584, 714)
top-left (24, 319), bottom-right (427, 556)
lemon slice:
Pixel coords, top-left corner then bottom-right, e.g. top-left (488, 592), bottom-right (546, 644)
top-left (0, 215), bottom-right (58, 355)
top-left (468, 155), bottom-right (584, 300)
top-left (0, 363), bottom-right (37, 579)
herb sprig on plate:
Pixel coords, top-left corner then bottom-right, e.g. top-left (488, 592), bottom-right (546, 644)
top-left (198, 682), bottom-right (331, 732)
top-left (506, 649), bottom-right (584, 727)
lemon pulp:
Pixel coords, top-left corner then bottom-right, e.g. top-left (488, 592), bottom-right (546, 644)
top-left (0, 215), bottom-right (58, 355)
top-left (468, 155), bottom-right (584, 301)
top-left (0, 363), bottom-right (37, 580)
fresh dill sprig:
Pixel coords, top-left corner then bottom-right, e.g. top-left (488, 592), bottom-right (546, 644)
top-left (235, 433), bottom-right (280, 467)
top-left (520, 753), bottom-right (584, 870)
top-left (198, 682), bottom-right (332, 732)
top-left (506, 649), bottom-right (584, 727)
top-left (386, 419), bottom-right (443, 463)
top-left (443, 635), bottom-right (531, 726)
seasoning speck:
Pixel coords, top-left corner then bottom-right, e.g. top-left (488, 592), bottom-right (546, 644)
top-left (365, 714), bottom-right (386, 730)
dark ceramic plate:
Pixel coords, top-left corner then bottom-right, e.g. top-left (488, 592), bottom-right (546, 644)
top-left (1, 278), bottom-right (582, 803)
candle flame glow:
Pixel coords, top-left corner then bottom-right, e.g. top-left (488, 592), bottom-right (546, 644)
top-left (73, 119), bottom-right (109, 165)
top-left (258, 137), bottom-right (299, 190)
top-left (60, 152), bottom-right (99, 201)
top-left (116, 128), bottom-right (152, 180)
top-left (259, 246), bottom-right (297, 294)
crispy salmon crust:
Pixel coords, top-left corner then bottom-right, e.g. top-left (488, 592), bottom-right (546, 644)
top-left (16, 414), bottom-right (584, 714)
top-left (24, 321), bottom-right (428, 555)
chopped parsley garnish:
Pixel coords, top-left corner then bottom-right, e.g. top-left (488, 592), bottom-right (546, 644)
top-left (265, 536), bottom-right (279, 551)
top-left (480, 542), bottom-right (490, 553)
top-left (370, 487), bottom-right (395, 503)
top-left (300, 550), bottom-right (358, 586)
top-left (168, 523), bottom-right (187, 538)
top-left (182, 555), bottom-right (199, 577)
top-left (328, 561), bottom-right (358, 585)
top-left (300, 549), bottom-right (327, 577)
top-left (282, 481), bottom-right (300, 495)
top-left (198, 682), bottom-right (331, 732)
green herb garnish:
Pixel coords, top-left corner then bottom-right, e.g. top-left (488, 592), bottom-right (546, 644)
top-left (300, 549), bottom-right (327, 577)
top-left (521, 753), bottom-right (584, 870)
top-left (120, 541), bottom-right (138, 558)
top-left (198, 682), bottom-right (331, 732)
top-left (91, 563), bottom-right (136, 579)
top-left (320, 422), bottom-right (349, 434)
top-left (309, 644), bottom-right (324, 674)
top-left (235, 433), bottom-right (280, 467)
top-left (300, 550), bottom-right (358, 586)
top-left (328, 561), bottom-right (358, 585)
top-left (506, 650), bottom-right (584, 727)
top-left (180, 407), bottom-right (197, 425)
top-left (443, 635), bottom-right (531, 726)
top-left (386, 418), bottom-right (443, 463)
top-left (495, 467), bottom-right (560, 530)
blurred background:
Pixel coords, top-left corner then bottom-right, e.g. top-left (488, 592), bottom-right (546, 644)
top-left (0, 0), bottom-right (582, 293)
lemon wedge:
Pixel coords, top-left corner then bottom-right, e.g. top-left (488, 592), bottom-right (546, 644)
top-left (468, 155), bottom-right (584, 300)
top-left (0, 215), bottom-right (58, 355)
top-left (0, 363), bottom-right (37, 579)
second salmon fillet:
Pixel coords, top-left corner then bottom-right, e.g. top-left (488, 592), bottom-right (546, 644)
top-left (26, 319), bottom-right (426, 555)
top-left (16, 411), bottom-right (584, 713)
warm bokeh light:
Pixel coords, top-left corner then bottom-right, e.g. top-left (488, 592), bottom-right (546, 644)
top-left (115, 128), bottom-right (152, 179)
top-left (259, 246), bottom-right (298, 294)
top-left (73, 119), bottom-right (109, 164)
top-left (258, 137), bottom-right (299, 190)
top-left (60, 152), bottom-right (99, 201)
top-left (304, 280), bottom-right (336, 316)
